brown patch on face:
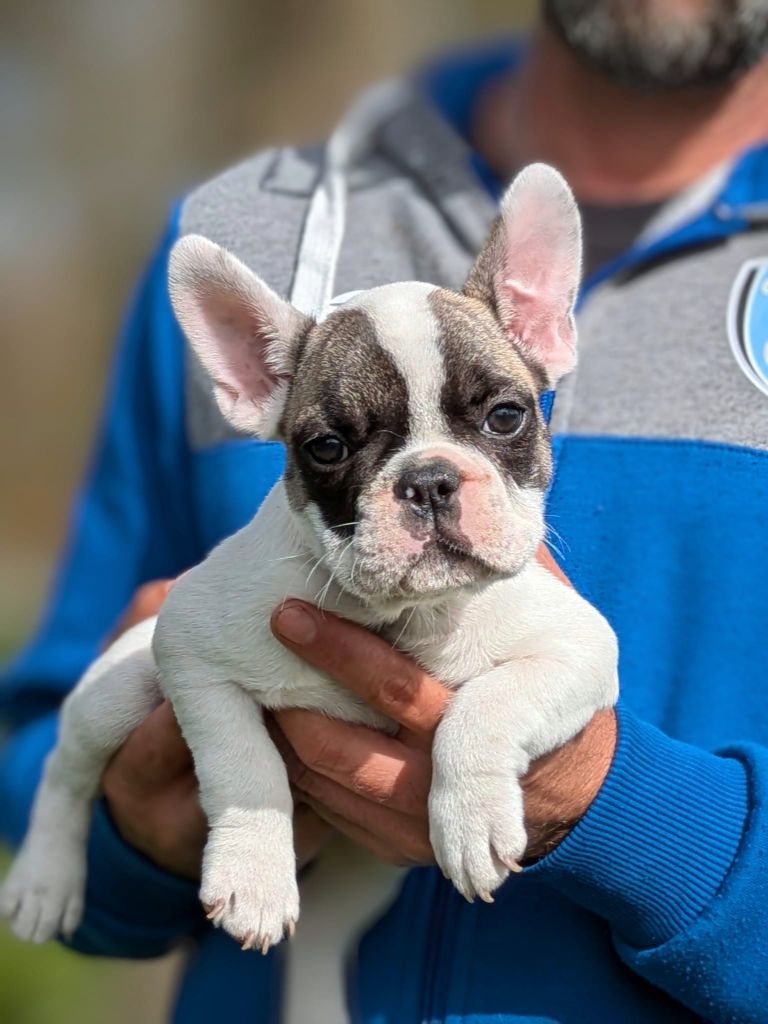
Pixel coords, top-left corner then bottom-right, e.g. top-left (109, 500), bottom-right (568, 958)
top-left (279, 307), bottom-right (410, 532)
top-left (463, 216), bottom-right (504, 310)
top-left (462, 217), bottom-right (553, 385)
top-left (428, 289), bottom-right (553, 491)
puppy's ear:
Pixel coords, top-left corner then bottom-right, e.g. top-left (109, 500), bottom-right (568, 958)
top-left (169, 235), bottom-right (311, 437)
top-left (465, 163), bottom-right (582, 386)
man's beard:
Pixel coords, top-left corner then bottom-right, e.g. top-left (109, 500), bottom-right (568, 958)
top-left (544, 0), bottom-right (768, 90)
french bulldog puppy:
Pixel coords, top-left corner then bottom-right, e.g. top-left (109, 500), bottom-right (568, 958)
top-left (0, 164), bottom-right (618, 954)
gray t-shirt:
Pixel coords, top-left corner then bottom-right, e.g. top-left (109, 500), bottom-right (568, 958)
top-left (580, 200), bottom-right (663, 278)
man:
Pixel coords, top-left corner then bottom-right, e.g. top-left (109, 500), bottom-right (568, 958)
top-left (2, 1), bottom-right (768, 1020)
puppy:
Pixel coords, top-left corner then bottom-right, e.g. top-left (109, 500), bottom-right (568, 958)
top-left (0, 164), bottom-right (618, 953)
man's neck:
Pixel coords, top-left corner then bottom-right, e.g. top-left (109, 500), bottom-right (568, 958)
top-left (472, 26), bottom-right (768, 204)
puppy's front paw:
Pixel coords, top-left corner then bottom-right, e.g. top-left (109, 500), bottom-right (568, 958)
top-left (201, 823), bottom-right (299, 953)
top-left (429, 774), bottom-right (527, 903)
top-left (0, 845), bottom-right (85, 943)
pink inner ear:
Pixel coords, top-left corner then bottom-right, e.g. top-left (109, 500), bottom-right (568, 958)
top-left (199, 289), bottom-right (282, 405)
top-left (487, 164), bottom-right (582, 384)
top-left (497, 275), bottom-right (577, 382)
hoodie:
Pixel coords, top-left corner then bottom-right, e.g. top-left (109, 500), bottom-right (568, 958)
top-left (2, 41), bottom-right (768, 1024)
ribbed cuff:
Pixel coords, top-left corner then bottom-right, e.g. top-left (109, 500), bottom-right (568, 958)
top-left (531, 703), bottom-right (749, 949)
top-left (75, 800), bottom-right (202, 955)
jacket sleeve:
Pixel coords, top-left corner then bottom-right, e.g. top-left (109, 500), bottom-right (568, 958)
top-left (532, 701), bottom-right (768, 1023)
top-left (0, 207), bottom-right (206, 957)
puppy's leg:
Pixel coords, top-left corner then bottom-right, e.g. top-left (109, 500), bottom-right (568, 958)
top-left (429, 635), bottom-right (618, 902)
top-left (0, 618), bottom-right (161, 943)
top-left (165, 671), bottom-right (297, 952)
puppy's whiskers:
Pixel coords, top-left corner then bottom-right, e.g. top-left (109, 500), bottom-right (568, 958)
top-left (304, 553), bottom-right (329, 591)
top-left (429, 606), bottom-right (438, 646)
top-left (277, 555), bottom-right (315, 612)
top-left (544, 523), bottom-right (569, 563)
top-left (391, 604), bottom-right (417, 650)
top-left (315, 537), bottom-right (355, 612)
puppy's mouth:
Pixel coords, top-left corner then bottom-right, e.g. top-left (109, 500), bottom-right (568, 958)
top-left (418, 533), bottom-right (498, 576)
top-left (371, 531), bottom-right (504, 604)
top-left (432, 522), bottom-right (474, 558)
top-left (408, 515), bottom-right (495, 571)
top-left (398, 504), bottom-right (476, 553)
top-left (313, 468), bottom-right (544, 606)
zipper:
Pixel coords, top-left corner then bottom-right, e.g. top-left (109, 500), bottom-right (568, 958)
top-left (421, 871), bottom-right (451, 1024)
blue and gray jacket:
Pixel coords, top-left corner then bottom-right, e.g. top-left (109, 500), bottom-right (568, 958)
top-left (2, 42), bottom-right (768, 1024)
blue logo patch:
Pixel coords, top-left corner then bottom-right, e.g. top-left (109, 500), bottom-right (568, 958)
top-left (727, 259), bottom-right (768, 396)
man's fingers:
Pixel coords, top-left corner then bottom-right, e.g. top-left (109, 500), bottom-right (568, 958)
top-left (270, 716), bottom-right (429, 862)
top-left (132, 579), bottom-right (175, 617)
top-left (294, 774), bottom-right (432, 864)
top-left (271, 602), bottom-right (449, 739)
top-left (535, 543), bottom-right (571, 587)
top-left (104, 700), bottom-right (192, 790)
top-left (107, 579), bottom-right (174, 644)
top-left (291, 761), bottom-right (397, 830)
top-left (300, 796), bottom-right (431, 868)
top-left (302, 797), bottom-right (405, 866)
top-left (274, 709), bottom-right (431, 815)
top-left (293, 801), bottom-right (335, 868)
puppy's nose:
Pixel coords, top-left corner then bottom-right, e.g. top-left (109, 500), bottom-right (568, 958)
top-left (394, 459), bottom-right (461, 516)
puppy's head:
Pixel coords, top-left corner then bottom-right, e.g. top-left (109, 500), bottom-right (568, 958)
top-left (170, 164), bottom-right (581, 609)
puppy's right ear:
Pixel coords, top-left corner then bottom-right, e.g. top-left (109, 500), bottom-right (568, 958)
top-left (464, 164), bottom-right (582, 387)
top-left (169, 235), bottom-right (311, 438)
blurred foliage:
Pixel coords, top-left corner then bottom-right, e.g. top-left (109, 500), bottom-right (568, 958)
top-left (0, 853), bottom-right (177, 1024)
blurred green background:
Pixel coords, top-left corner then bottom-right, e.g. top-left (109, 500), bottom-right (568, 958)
top-left (0, 0), bottom-right (534, 1020)
top-left (0, 855), bottom-right (181, 1022)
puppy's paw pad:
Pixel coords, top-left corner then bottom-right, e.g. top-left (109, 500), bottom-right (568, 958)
top-left (490, 822), bottom-right (528, 877)
top-left (0, 872), bottom-right (84, 944)
top-left (201, 880), bottom-right (298, 953)
top-left (201, 837), bottom-right (299, 952)
top-left (0, 883), bottom-right (19, 918)
top-left (430, 783), bottom-right (527, 902)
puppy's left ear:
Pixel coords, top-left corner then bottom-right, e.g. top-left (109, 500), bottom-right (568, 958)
top-left (465, 163), bottom-right (582, 386)
top-left (169, 235), bottom-right (312, 438)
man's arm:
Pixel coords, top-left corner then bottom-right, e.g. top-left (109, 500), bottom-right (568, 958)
top-left (270, 593), bottom-right (765, 1023)
top-left (0, 211), bottom-right (206, 957)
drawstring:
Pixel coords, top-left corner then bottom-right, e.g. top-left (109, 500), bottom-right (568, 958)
top-left (289, 80), bottom-right (409, 319)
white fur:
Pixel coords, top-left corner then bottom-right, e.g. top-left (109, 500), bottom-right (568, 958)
top-left (492, 164), bottom-right (582, 385)
top-left (1, 163), bottom-right (617, 952)
top-left (350, 282), bottom-right (445, 440)
top-left (168, 235), bottom-right (310, 439)
top-left (0, 618), bottom-right (161, 942)
top-left (0, 482), bottom-right (617, 946)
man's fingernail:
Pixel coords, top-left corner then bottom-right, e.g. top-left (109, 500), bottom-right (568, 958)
top-left (274, 605), bottom-right (318, 645)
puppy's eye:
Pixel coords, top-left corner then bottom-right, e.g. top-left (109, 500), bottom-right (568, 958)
top-left (483, 403), bottom-right (526, 437)
top-left (303, 435), bottom-right (349, 466)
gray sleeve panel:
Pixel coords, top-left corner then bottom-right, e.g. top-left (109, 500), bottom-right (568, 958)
top-left (178, 146), bottom-right (321, 449)
top-left (180, 145), bottom-right (320, 295)
top-left (174, 113), bottom-right (767, 456)
top-left (174, 108), bottom-right (496, 451)
top-left (551, 230), bottom-right (768, 452)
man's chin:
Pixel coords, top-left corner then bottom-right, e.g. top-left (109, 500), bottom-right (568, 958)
top-left (544, 0), bottom-right (768, 91)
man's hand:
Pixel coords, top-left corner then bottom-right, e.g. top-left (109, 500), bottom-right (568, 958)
top-left (102, 699), bottom-right (208, 879)
top-left (105, 579), bottom-right (175, 646)
top-left (101, 579), bottom-right (332, 880)
top-left (270, 548), bottom-right (616, 868)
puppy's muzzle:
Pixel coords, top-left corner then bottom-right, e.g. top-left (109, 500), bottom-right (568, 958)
top-left (394, 458), bottom-right (461, 521)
